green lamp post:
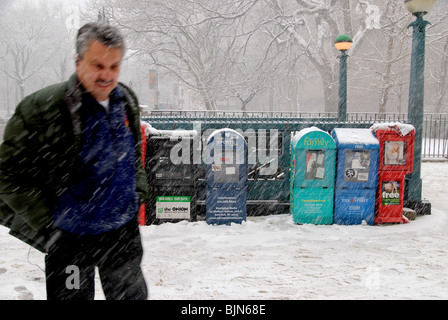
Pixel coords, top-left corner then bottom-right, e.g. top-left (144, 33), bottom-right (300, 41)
top-left (335, 34), bottom-right (353, 122)
top-left (405, 0), bottom-right (434, 210)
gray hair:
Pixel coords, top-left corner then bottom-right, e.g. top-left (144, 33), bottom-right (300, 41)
top-left (76, 22), bottom-right (126, 58)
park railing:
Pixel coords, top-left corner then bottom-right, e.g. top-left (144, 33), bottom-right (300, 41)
top-left (145, 110), bottom-right (448, 159)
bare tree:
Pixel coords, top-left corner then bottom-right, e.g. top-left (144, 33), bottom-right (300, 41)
top-left (0, 2), bottom-right (56, 101)
top-left (350, 1), bottom-right (410, 114)
top-left (263, 0), bottom-right (388, 113)
top-left (85, 0), bottom-right (292, 111)
top-left (426, 4), bottom-right (448, 114)
top-left (0, 0), bottom-right (78, 111)
top-left (2, 0), bottom-right (447, 115)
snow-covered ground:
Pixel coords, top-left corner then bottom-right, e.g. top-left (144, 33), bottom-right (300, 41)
top-left (1, 161), bottom-right (448, 300)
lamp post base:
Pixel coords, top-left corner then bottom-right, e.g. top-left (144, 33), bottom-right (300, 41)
top-left (403, 199), bottom-right (431, 215)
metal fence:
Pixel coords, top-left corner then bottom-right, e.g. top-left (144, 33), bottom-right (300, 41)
top-left (2, 111), bottom-right (448, 159)
top-left (347, 112), bottom-right (448, 159)
top-left (148, 110), bottom-right (412, 122)
top-left (148, 110), bottom-right (412, 121)
top-left (422, 114), bottom-right (448, 159)
top-left (146, 110), bottom-right (448, 159)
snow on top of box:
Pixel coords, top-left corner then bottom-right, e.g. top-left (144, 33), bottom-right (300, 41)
top-left (141, 121), bottom-right (198, 138)
top-left (293, 126), bottom-right (327, 141)
top-left (370, 122), bottom-right (415, 137)
top-left (141, 121), bottom-right (162, 136)
top-left (333, 128), bottom-right (379, 145)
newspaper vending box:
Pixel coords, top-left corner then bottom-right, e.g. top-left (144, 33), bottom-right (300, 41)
top-left (205, 129), bottom-right (248, 225)
top-left (371, 123), bottom-right (415, 224)
top-left (332, 128), bottom-right (380, 225)
top-left (290, 127), bottom-right (336, 225)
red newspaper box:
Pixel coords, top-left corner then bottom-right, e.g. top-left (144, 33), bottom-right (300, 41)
top-left (371, 123), bottom-right (415, 224)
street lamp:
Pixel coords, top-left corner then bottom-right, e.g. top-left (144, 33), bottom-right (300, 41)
top-left (405, 0), bottom-right (435, 13)
top-left (335, 34), bottom-right (353, 122)
top-left (404, 0), bottom-right (434, 212)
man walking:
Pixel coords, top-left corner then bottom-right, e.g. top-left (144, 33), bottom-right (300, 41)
top-left (0, 22), bottom-right (149, 300)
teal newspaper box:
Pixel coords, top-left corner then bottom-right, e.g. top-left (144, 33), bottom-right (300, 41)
top-left (332, 128), bottom-right (380, 225)
top-left (290, 127), bottom-right (336, 224)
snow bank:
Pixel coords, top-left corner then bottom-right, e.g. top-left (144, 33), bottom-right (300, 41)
top-left (1, 162), bottom-right (448, 300)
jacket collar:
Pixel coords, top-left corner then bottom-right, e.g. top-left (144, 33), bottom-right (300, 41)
top-left (63, 73), bottom-right (83, 135)
top-left (63, 73), bottom-right (134, 136)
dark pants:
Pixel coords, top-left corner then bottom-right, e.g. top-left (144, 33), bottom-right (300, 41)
top-left (45, 218), bottom-right (148, 300)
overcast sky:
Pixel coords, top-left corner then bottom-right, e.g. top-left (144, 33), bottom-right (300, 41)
top-left (1, 0), bottom-right (86, 11)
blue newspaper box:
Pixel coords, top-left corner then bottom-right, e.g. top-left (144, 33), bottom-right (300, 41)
top-left (290, 127), bottom-right (336, 225)
top-left (332, 128), bottom-right (379, 225)
top-left (205, 129), bottom-right (247, 225)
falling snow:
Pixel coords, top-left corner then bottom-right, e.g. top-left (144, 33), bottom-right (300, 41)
top-left (1, 161), bottom-right (447, 300)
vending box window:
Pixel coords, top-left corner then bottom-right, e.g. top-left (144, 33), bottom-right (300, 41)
top-left (371, 123), bottom-right (415, 224)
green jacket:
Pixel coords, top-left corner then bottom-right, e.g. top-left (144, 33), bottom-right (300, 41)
top-left (0, 74), bottom-right (149, 252)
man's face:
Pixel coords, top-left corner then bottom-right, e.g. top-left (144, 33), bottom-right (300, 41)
top-left (76, 39), bottom-right (123, 101)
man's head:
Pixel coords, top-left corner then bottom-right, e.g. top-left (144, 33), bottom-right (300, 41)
top-left (75, 22), bottom-right (126, 101)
